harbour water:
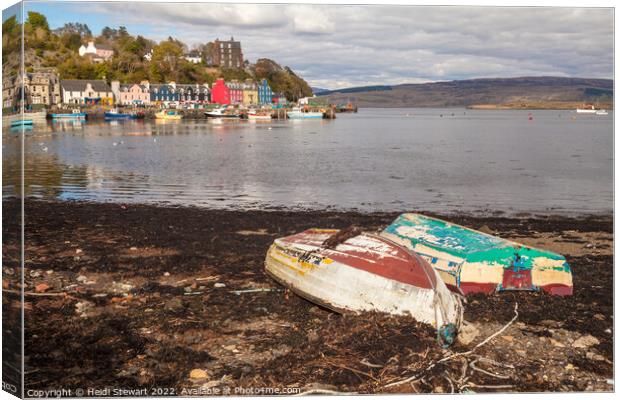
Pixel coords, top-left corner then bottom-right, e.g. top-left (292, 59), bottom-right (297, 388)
top-left (2, 108), bottom-right (613, 216)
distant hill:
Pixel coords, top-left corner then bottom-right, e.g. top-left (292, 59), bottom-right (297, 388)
top-left (316, 77), bottom-right (613, 109)
top-left (311, 86), bottom-right (330, 95)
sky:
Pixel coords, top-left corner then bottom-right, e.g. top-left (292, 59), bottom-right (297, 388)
top-left (9, 1), bottom-right (616, 89)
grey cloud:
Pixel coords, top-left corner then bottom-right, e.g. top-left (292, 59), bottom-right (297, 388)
top-left (64, 3), bottom-right (614, 88)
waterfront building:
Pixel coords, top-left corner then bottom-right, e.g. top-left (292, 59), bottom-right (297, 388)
top-left (78, 41), bottom-right (114, 62)
top-left (112, 81), bottom-right (151, 105)
top-left (149, 82), bottom-right (179, 105)
top-left (177, 84), bottom-right (210, 104)
top-left (210, 78), bottom-right (230, 105)
top-left (273, 92), bottom-right (288, 105)
top-left (3, 68), bottom-right (61, 109)
top-left (60, 79), bottom-right (114, 105)
top-left (258, 79), bottom-right (273, 104)
top-left (242, 80), bottom-right (258, 105)
top-left (226, 81), bottom-right (244, 105)
top-left (213, 37), bottom-right (243, 68)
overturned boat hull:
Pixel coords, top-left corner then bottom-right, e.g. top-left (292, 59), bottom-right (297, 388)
top-left (265, 229), bottom-right (463, 331)
top-left (381, 214), bottom-right (573, 296)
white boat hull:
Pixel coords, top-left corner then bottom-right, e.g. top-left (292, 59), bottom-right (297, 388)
top-left (265, 230), bottom-right (463, 330)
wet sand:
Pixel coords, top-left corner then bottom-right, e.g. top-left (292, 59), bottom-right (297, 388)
top-left (2, 199), bottom-right (613, 394)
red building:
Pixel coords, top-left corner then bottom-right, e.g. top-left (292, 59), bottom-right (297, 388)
top-left (210, 78), bottom-right (230, 105)
top-left (226, 81), bottom-right (244, 105)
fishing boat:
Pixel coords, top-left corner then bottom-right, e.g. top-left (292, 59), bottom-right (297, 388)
top-left (287, 107), bottom-right (323, 119)
top-left (576, 105), bottom-right (597, 114)
top-left (595, 110), bottom-right (609, 116)
top-left (265, 229), bottom-right (463, 343)
top-left (204, 106), bottom-right (240, 118)
top-left (104, 108), bottom-right (144, 119)
top-left (247, 110), bottom-right (272, 121)
top-left (381, 214), bottom-right (573, 296)
top-left (155, 109), bottom-right (182, 120)
top-left (49, 109), bottom-right (87, 119)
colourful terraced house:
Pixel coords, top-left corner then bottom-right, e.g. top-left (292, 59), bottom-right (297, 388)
top-left (258, 79), bottom-right (273, 104)
top-left (150, 83), bottom-right (179, 104)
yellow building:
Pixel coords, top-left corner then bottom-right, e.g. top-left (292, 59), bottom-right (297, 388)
top-left (242, 80), bottom-right (258, 105)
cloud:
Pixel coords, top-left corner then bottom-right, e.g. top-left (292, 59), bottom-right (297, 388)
top-left (32, 3), bottom-right (613, 89)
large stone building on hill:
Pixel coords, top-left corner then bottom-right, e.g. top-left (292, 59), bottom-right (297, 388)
top-left (213, 37), bottom-right (243, 68)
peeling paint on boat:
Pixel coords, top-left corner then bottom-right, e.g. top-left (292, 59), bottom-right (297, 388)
top-left (265, 229), bottom-right (463, 329)
top-left (381, 214), bottom-right (573, 296)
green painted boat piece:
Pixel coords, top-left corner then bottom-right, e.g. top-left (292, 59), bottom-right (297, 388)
top-left (381, 213), bottom-right (573, 295)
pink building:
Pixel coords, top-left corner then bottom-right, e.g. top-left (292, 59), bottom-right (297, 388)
top-left (112, 81), bottom-right (150, 105)
top-left (226, 81), bottom-right (244, 104)
top-left (79, 41), bottom-right (114, 62)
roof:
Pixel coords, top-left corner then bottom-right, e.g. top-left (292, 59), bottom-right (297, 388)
top-left (95, 43), bottom-right (113, 51)
top-left (120, 83), bottom-right (148, 91)
top-left (60, 79), bottom-right (111, 92)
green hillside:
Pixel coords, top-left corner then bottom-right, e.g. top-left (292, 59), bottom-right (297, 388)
top-left (2, 12), bottom-right (312, 100)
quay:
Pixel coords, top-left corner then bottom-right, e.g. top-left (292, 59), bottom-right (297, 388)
top-left (38, 105), bottom-right (339, 121)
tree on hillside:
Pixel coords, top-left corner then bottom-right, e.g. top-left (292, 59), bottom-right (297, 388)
top-left (150, 40), bottom-right (184, 82)
top-left (25, 12), bottom-right (54, 51)
top-left (196, 42), bottom-right (215, 65)
top-left (2, 15), bottom-right (20, 61)
top-left (101, 26), bottom-right (114, 39)
top-left (61, 32), bottom-right (83, 51)
top-left (53, 22), bottom-right (91, 37)
top-left (27, 12), bottom-right (49, 31)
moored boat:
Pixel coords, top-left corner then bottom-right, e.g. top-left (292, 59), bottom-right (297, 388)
top-left (595, 110), bottom-right (608, 116)
top-left (381, 213), bottom-right (573, 296)
top-left (247, 112), bottom-right (272, 121)
top-left (49, 109), bottom-right (87, 119)
top-left (287, 107), bottom-right (323, 119)
top-left (205, 106), bottom-right (240, 118)
top-left (265, 228), bottom-right (463, 342)
top-left (155, 109), bottom-right (182, 120)
top-left (576, 105), bottom-right (597, 114)
top-left (10, 119), bottom-right (33, 127)
top-left (104, 108), bottom-right (144, 119)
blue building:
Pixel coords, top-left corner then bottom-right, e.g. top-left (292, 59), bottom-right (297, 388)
top-left (150, 83), bottom-right (179, 103)
top-left (257, 79), bottom-right (273, 104)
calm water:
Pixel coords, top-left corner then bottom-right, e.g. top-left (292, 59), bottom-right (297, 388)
top-left (2, 108), bottom-right (613, 216)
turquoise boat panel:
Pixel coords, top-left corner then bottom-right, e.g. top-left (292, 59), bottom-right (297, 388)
top-left (382, 213), bottom-right (570, 273)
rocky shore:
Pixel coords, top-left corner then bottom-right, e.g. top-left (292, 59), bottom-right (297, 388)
top-left (2, 199), bottom-right (613, 394)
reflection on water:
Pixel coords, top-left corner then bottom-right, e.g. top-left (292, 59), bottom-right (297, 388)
top-left (2, 109), bottom-right (614, 215)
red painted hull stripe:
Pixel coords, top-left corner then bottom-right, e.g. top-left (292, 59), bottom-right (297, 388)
top-left (279, 230), bottom-right (436, 290)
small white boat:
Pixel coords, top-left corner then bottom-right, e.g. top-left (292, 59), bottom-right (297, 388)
top-left (576, 105), bottom-right (597, 114)
top-left (248, 113), bottom-right (272, 121)
top-left (287, 107), bottom-right (323, 119)
top-left (595, 110), bottom-right (608, 116)
top-left (205, 106), bottom-right (240, 118)
top-left (265, 228), bottom-right (463, 344)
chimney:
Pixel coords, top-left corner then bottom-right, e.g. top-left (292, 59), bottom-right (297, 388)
top-left (111, 80), bottom-right (120, 94)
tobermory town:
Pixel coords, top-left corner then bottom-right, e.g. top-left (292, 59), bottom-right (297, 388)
top-left (3, 13), bottom-right (355, 127)
top-left (2, 5), bottom-right (615, 397)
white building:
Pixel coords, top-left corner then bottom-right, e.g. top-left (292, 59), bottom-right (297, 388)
top-left (60, 79), bottom-right (114, 105)
top-left (78, 41), bottom-right (114, 62)
top-left (184, 55), bottom-right (202, 64)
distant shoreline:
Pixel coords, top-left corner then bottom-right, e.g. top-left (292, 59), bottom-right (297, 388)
top-left (466, 102), bottom-right (614, 110)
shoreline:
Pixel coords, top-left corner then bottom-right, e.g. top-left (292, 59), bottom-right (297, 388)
top-left (3, 196), bottom-right (613, 221)
top-left (3, 199), bottom-right (613, 393)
